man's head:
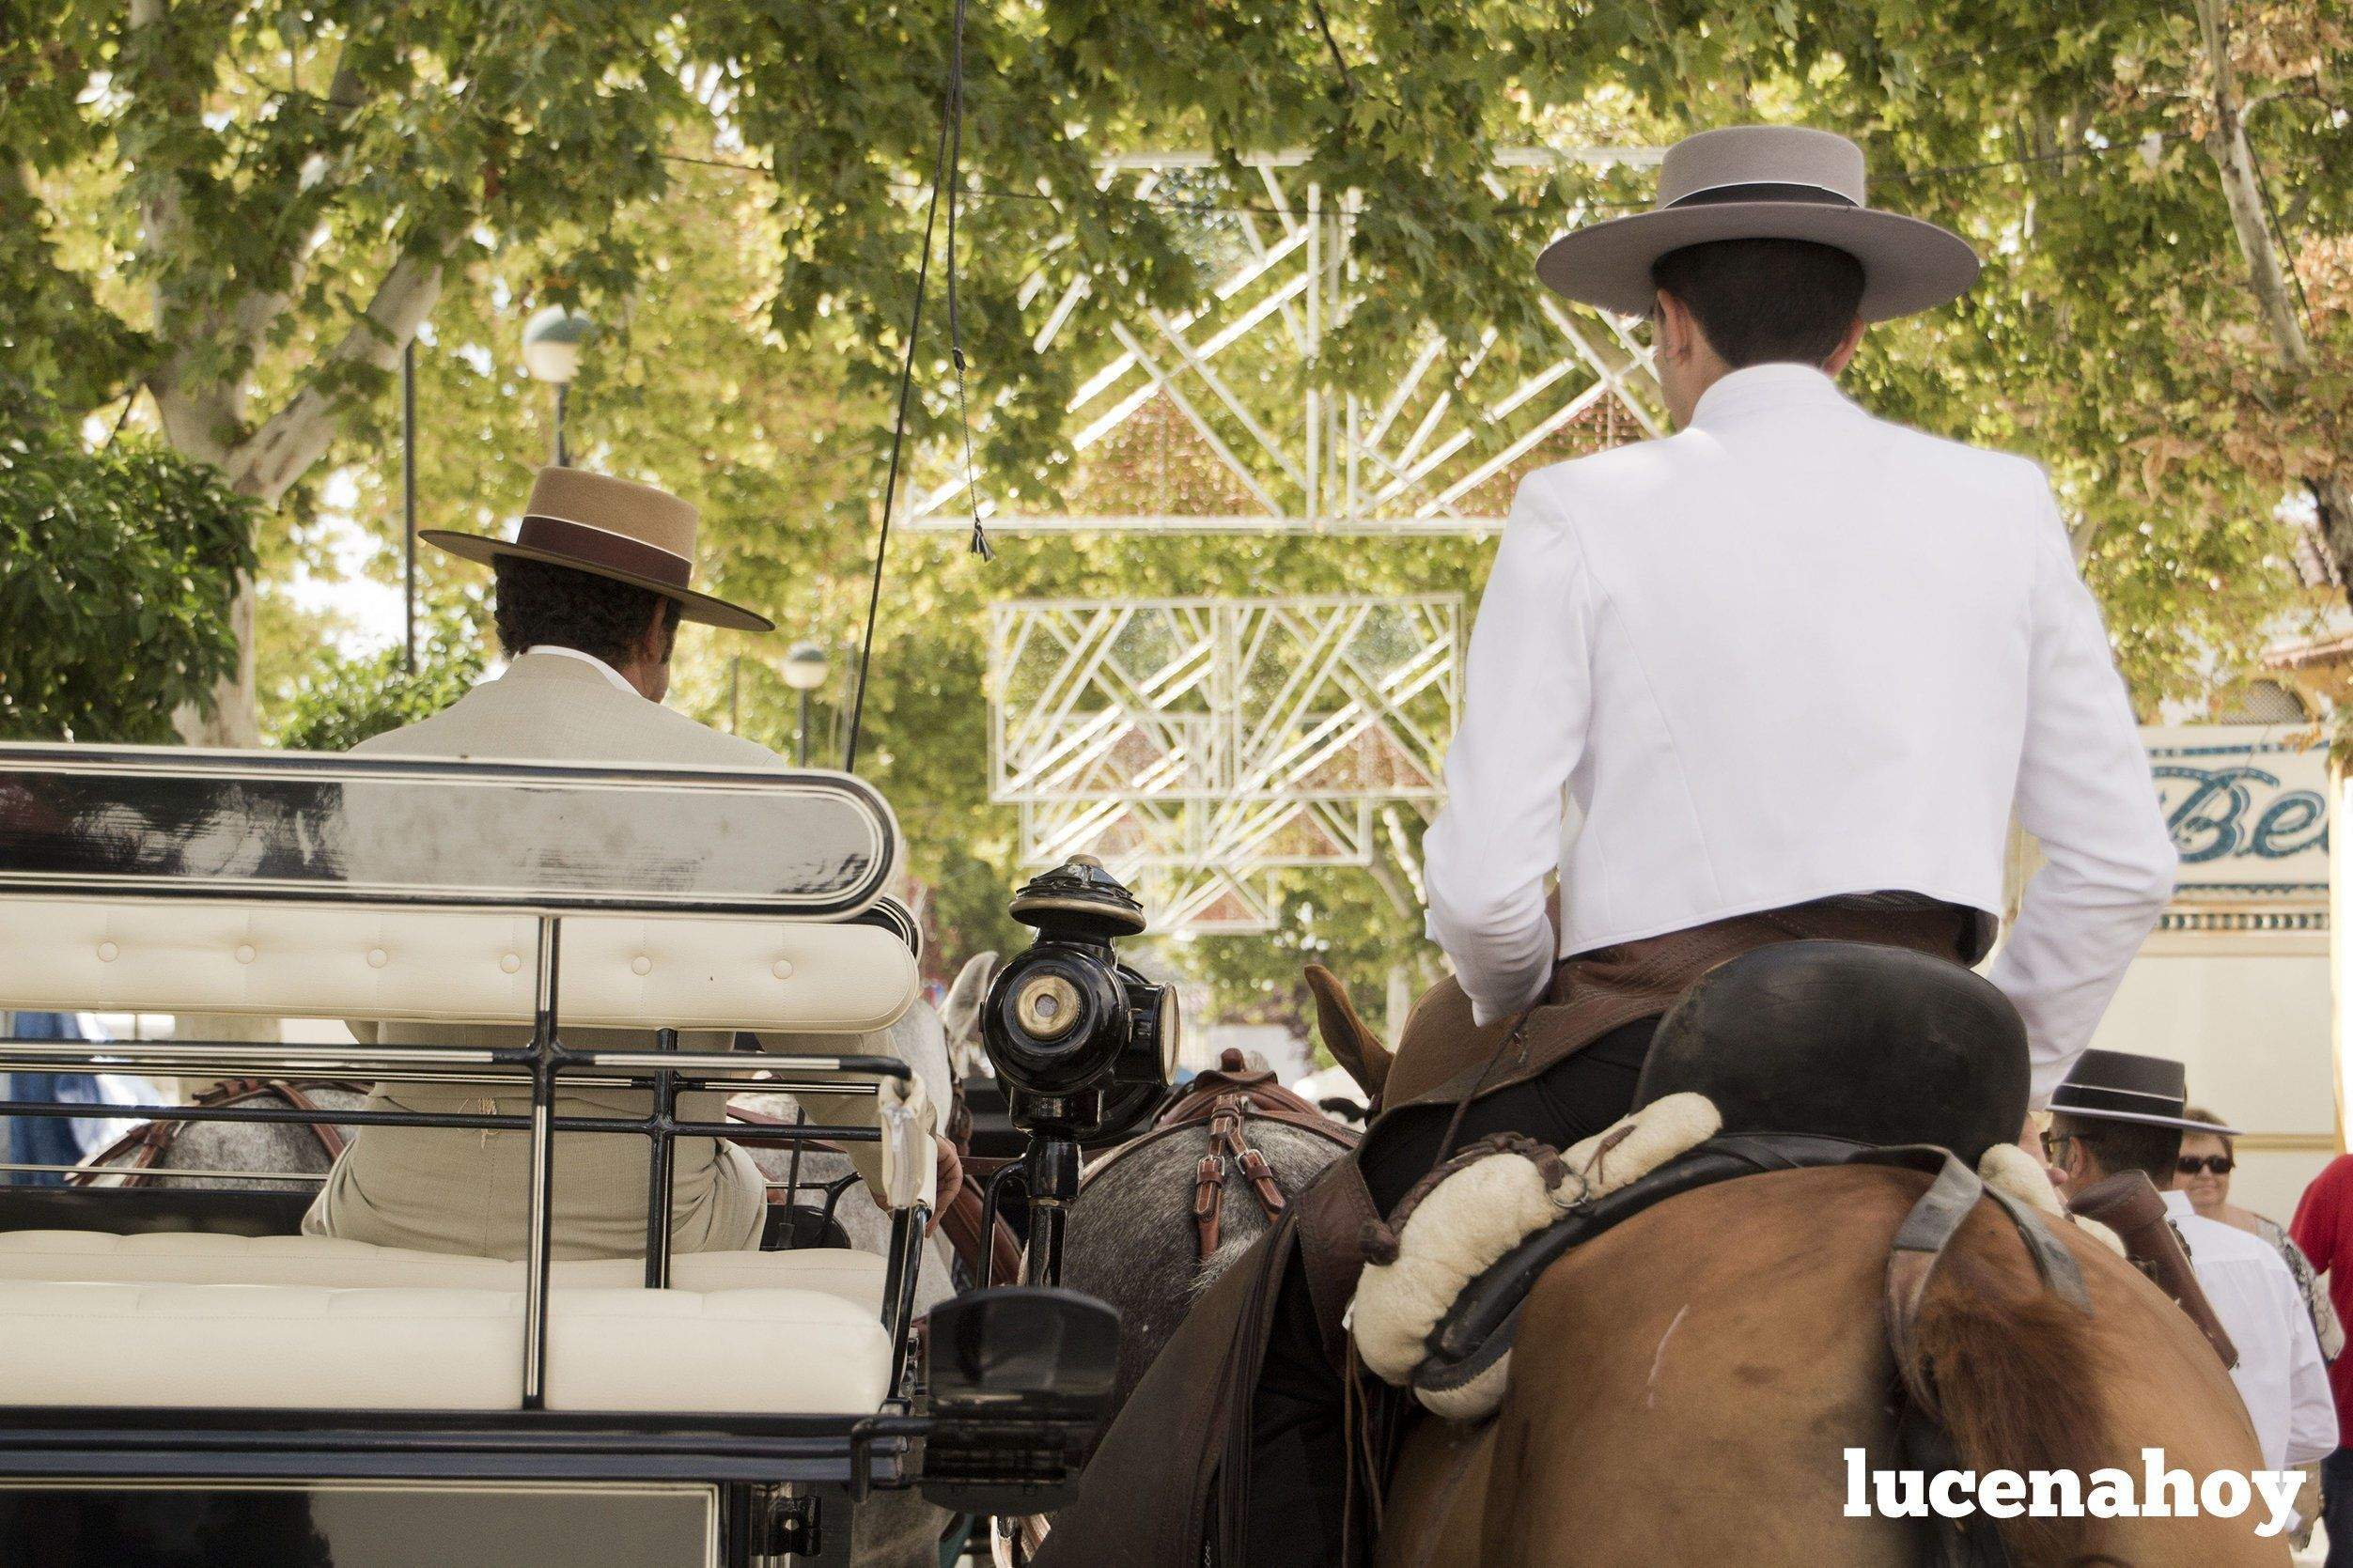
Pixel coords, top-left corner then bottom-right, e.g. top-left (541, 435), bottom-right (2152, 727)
top-left (1648, 237), bottom-right (1867, 426)
top-left (492, 555), bottom-right (684, 702)
top-left (2047, 1110), bottom-right (2183, 1191)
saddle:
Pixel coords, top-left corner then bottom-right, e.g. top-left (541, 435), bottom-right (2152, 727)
top-left (1354, 943), bottom-right (2060, 1421)
top-left (1131, 1049), bottom-right (1355, 1262)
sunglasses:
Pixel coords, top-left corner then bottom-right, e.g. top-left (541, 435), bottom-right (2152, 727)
top-left (2177, 1155), bottom-right (2235, 1176)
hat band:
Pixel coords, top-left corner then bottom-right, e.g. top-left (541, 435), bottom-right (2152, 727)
top-left (1663, 180), bottom-right (1861, 211)
top-left (2050, 1083), bottom-right (2188, 1119)
top-left (515, 515), bottom-right (693, 592)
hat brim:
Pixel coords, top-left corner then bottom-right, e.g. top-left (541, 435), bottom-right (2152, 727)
top-left (419, 530), bottom-right (774, 634)
top-left (1535, 202), bottom-right (1982, 322)
top-left (2048, 1105), bottom-right (2240, 1137)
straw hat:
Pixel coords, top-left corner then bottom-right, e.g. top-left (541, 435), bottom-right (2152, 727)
top-left (1535, 125), bottom-right (1981, 322)
top-left (421, 467), bottom-right (771, 633)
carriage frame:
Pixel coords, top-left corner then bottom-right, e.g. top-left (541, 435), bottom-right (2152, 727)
top-left (0, 743), bottom-right (1116, 1567)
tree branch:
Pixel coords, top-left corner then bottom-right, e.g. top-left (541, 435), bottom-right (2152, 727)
top-left (2190, 0), bottom-right (2314, 374)
top-left (1307, 0), bottom-right (1359, 97)
top-left (225, 238), bottom-right (450, 504)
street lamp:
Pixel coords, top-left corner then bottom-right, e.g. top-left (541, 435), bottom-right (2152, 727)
top-left (783, 642), bottom-right (830, 768)
top-left (521, 306), bottom-right (592, 466)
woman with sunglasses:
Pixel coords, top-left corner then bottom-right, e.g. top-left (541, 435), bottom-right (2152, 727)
top-left (2180, 1106), bottom-right (2344, 1360)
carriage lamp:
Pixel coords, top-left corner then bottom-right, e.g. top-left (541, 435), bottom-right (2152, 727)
top-left (983, 856), bottom-right (1177, 1136)
top-left (983, 856), bottom-right (1177, 1288)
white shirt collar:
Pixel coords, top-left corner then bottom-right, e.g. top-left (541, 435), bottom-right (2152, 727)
top-left (518, 644), bottom-right (639, 698)
top-left (1688, 362), bottom-right (1855, 430)
top-left (2160, 1188), bottom-right (2194, 1218)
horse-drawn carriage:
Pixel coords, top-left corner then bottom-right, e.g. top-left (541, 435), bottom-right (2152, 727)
top-left (0, 742), bottom-right (1137, 1567)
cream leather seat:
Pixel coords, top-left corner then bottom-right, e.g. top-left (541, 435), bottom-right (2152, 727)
top-left (0, 892), bottom-right (932, 1418)
top-left (0, 1280), bottom-right (893, 1412)
top-left (0, 1231), bottom-right (885, 1305)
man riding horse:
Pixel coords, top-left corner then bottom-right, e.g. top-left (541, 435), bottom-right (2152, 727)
top-left (1037, 125), bottom-right (2178, 1566)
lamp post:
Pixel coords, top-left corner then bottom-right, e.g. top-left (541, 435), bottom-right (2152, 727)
top-left (521, 306), bottom-right (592, 466)
top-left (783, 642), bottom-right (830, 768)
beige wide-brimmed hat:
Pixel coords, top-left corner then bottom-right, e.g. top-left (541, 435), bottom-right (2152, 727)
top-left (420, 467), bottom-right (772, 633)
top-left (1535, 125), bottom-right (1981, 322)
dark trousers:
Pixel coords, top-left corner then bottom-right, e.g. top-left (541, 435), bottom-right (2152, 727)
top-left (1241, 1017), bottom-right (1660, 1567)
top-left (2324, 1447), bottom-right (2353, 1565)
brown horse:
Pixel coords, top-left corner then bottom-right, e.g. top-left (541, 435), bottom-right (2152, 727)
top-left (1379, 1163), bottom-right (2284, 1567)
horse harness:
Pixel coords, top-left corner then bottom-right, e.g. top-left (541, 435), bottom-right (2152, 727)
top-left (1109, 1049), bottom-right (1357, 1263)
top-left (72, 1078), bottom-right (358, 1187)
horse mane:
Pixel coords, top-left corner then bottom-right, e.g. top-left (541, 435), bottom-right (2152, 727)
top-left (1900, 1203), bottom-right (2107, 1564)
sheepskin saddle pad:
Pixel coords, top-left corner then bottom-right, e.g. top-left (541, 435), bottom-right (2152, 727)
top-left (1349, 1100), bottom-right (2099, 1422)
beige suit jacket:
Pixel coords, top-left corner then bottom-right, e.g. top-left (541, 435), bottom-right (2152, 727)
top-left (301, 650), bottom-right (886, 1260)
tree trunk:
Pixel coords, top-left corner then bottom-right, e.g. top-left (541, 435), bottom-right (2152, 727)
top-left (2189, 0), bottom-right (2353, 601)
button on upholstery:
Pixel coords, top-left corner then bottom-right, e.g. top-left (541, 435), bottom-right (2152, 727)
top-left (771, 959), bottom-right (795, 981)
top-left (631, 955), bottom-right (652, 976)
top-left (366, 948), bottom-right (389, 970)
top-left (97, 941), bottom-right (119, 963)
top-left (234, 944), bottom-right (257, 965)
top-left (500, 953), bottom-right (522, 974)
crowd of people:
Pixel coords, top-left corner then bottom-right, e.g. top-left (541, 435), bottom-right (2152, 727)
top-left (2047, 1045), bottom-right (2353, 1555)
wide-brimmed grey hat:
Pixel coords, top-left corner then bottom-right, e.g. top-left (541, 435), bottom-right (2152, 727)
top-left (1535, 125), bottom-right (1981, 321)
top-left (2048, 1048), bottom-right (2237, 1136)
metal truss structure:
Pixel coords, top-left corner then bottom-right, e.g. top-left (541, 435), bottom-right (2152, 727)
top-left (969, 147), bottom-right (1657, 931)
top-left (909, 148), bottom-right (1663, 537)
top-left (991, 597), bottom-right (1457, 931)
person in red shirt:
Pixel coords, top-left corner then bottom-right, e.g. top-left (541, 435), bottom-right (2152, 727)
top-left (2291, 1154), bottom-right (2353, 1563)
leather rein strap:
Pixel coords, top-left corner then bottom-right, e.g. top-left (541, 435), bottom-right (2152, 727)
top-left (1085, 1055), bottom-right (1355, 1265)
top-left (1192, 1095), bottom-right (1298, 1263)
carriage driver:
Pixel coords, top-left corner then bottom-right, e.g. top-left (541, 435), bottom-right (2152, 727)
top-left (302, 467), bottom-right (952, 1261)
top-left (1034, 125), bottom-right (2181, 1568)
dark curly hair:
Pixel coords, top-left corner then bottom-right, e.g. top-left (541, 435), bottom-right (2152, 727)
top-left (491, 556), bottom-right (682, 666)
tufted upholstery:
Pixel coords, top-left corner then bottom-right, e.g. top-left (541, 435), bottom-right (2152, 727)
top-left (0, 1230), bottom-right (884, 1302)
top-left (0, 1278), bottom-right (894, 1413)
top-left (0, 899), bottom-right (917, 1033)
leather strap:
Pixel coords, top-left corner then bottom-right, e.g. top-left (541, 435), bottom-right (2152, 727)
top-left (2066, 1170), bottom-right (2239, 1369)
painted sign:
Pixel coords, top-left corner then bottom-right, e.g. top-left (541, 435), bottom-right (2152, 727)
top-left (2143, 725), bottom-right (2329, 897)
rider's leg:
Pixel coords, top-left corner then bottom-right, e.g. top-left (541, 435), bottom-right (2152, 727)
top-left (1238, 1017), bottom-right (1660, 1565)
top-left (1242, 1248), bottom-right (1352, 1566)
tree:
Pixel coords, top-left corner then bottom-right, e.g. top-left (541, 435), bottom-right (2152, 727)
top-left (0, 396), bottom-right (254, 742)
top-left (270, 597), bottom-right (486, 752)
top-left (31, 1), bottom-right (2337, 1017)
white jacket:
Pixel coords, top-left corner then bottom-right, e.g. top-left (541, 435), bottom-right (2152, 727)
top-left (1423, 363), bottom-right (2175, 1101)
